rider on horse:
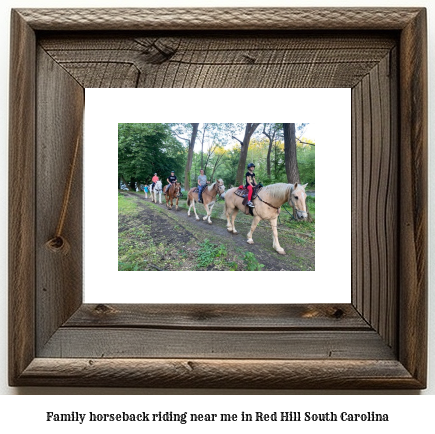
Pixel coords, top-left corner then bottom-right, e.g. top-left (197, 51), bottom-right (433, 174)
top-left (245, 163), bottom-right (256, 208)
top-left (165, 171), bottom-right (177, 193)
top-left (197, 168), bottom-right (209, 203)
top-left (151, 173), bottom-right (159, 190)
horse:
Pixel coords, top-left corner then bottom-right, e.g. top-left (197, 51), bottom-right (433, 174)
top-left (224, 182), bottom-right (308, 255)
top-left (150, 180), bottom-right (163, 204)
top-left (186, 179), bottom-right (225, 224)
top-left (164, 182), bottom-right (182, 210)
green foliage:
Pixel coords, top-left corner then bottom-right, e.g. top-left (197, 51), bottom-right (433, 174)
top-left (118, 123), bottom-right (314, 192)
top-left (296, 143), bottom-right (315, 188)
top-left (196, 239), bottom-right (227, 269)
top-left (243, 251), bottom-right (265, 271)
top-left (118, 123), bottom-right (186, 187)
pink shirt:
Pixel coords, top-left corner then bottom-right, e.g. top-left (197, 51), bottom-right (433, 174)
top-left (152, 175), bottom-right (159, 182)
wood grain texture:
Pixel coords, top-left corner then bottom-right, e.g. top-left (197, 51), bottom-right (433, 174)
top-left (38, 33), bottom-right (396, 88)
top-left (35, 48), bottom-right (84, 353)
top-left (65, 304), bottom-right (368, 329)
top-left (8, 10), bottom-right (36, 386)
top-left (17, 358), bottom-right (420, 389)
top-left (8, 7), bottom-right (427, 389)
top-left (398, 9), bottom-right (428, 386)
top-left (351, 51), bottom-right (398, 351)
top-left (38, 329), bottom-right (395, 360)
top-left (16, 8), bottom-right (422, 31)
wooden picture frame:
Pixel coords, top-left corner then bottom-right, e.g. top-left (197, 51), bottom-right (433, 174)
top-left (9, 8), bottom-right (427, 389)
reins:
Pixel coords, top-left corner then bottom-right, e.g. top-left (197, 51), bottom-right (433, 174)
top-left (256, 194), bottom-right (280, 210)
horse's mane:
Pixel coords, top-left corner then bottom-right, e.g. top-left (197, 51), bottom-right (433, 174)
top-left (207, 179), bottom-right (223, 191)
top-left (262, 183), bottom-right (293, 201)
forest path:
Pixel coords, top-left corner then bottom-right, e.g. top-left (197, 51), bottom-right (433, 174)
top-left (119, 191), bottom-right (314, 272)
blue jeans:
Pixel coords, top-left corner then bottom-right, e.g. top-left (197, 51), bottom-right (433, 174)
top-left (198, 185), bottom-right (205, 201)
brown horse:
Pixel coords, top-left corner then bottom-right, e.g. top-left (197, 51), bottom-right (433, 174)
top-left (187, 179), bottom-right (225, 224)
top-left (164, 182), bottom-right (181, 210)
top-left (224, 182), bottom-right (308, 254)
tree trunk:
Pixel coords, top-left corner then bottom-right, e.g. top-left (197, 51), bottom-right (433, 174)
top-left (266, 141), bottom-right (273, 177)
top-left (183, 123), bottom-right (199, 190)
top-left (283, 123), bottom-right (299, 183)
top-left (235, 123), bottom-right (260, 185)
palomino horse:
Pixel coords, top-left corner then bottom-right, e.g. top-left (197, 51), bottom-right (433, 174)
top-left (150, 180), bottom-right (163, 204)
top-left (224, 182), bottom-right (308, 254)
top-left (187, 179), bottom-right (225, 224)
top-left (164, 182), bottom-right (181, 210)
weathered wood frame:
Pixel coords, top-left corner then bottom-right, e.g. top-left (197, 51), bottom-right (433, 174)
top-left (9, 8), bottom-right (427, 388)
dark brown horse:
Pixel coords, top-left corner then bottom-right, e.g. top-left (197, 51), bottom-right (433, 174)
top-left (164, 182), bottom-right (181, 210)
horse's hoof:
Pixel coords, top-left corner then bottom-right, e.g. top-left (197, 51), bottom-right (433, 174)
top-left (208, 221), bottom-right (212, 225)
top-left (277, 249), bottom-right (286, 255)
top-left (227, 228), bottom-right (232, 232)
top-left (196, 217), bottom-right (200, 221)
top-left (232, 230), bottom-right (238, 234)
top-left (247, 239), bottom-right (254, 244)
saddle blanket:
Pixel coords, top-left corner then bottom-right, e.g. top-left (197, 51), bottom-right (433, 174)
top-left (234, 185), bottom-right (262, 200)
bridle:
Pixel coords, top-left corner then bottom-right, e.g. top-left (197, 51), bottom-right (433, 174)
top-left (203, 181), bottom-right (224, 199)
top-left (288, 185), bottom-right (307, 217)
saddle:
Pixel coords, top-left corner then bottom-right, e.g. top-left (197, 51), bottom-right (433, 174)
top-left (235, 183), bottom-right (263, 216)
top-left (234, 183), bottom-right (263, 200)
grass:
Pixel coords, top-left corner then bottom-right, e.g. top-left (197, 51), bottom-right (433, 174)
top-left (196, 239), bottom-right (228, 269)
top-left (119, 190), bottom-right (315, 271)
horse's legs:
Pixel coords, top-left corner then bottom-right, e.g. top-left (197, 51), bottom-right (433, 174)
top-left (205, 201), bottom-right (215, 224)
top-left (192, 197), bottom-right (200, 220)
top-left (247, 216), bottom-right (261, 244)
top-left (202, 203), bottom-right (210, 221)
top-left (175, 197), bottom-right (179, 211)
top-left (230, 208), bottom-right (239, 233)
top-left (187, 196), bottom-right (192, 217)
top-left (270, 217), bottom-right (285, 254)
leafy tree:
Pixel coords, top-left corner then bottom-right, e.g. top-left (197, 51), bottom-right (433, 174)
top-left (171, 123), bottom-right (199, 190)
top-left (118, 123), bottom-right (185, 189)
top-left (283, 123), bottom-right (299, 183)
top-left (233, 123), bottom-right (261, 185)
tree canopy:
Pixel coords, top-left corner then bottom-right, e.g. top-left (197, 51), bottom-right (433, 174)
top-left (118, 123), bottom-right (186, 188)
top-left (118, 123), bottom-right (315, 190)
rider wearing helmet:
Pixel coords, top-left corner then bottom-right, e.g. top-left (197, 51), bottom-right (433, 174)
top-left (245, 163), bottom-right (256, 208)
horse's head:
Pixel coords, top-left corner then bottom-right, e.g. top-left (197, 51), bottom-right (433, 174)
top-left (290, 183), bottom-right (308, 220)
top-left (175, 182), bottom-right (182, 196)
top-left (215, 178), bottom-right (226, 196)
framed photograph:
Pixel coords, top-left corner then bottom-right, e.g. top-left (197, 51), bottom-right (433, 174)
top-left (9, 8), bottom-right (427, 388)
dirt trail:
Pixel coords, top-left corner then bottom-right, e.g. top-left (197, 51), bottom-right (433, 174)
top-left (120, 192), bottom-right (314, 271)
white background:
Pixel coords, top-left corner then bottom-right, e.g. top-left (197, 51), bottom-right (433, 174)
top-left (85, 88), bottom-right (351, 304)
top-left (0, 0), bottom-right (434, 424)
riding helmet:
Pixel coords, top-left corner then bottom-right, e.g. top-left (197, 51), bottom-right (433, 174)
top-left (247, 163), bottom-right (255, 169)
